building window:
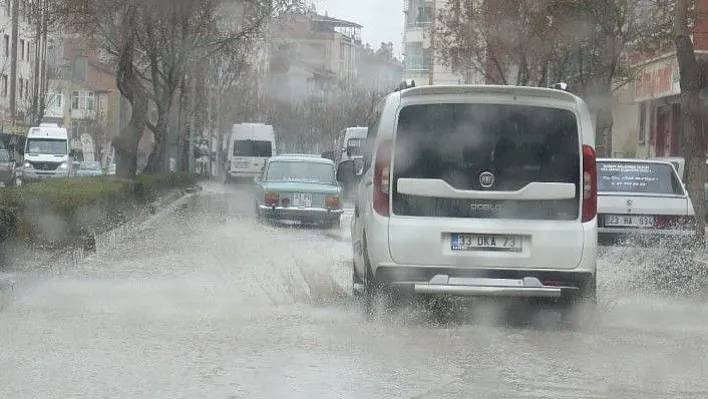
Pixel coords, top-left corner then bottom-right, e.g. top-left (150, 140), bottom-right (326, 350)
top-left (3, 35), bottom-right (8, 57)
top-left (47, 89), bottom-right (62, 109)
top-left (404, 42), bottom-right (429, 71)
top-left (1, 75), bottom-right (7, 97)
top-left (18, 78), bottom-right (23, 99)
top-left (19, 39), bottom-right (23, 60)
top-left (72, 91), bottom-right (94, 110)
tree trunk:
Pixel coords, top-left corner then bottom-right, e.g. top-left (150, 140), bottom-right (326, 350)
top-left (596, 105), bottom-right (614, 158)
top-left (143, 116), bottom-right (168, 173)
top-left (30, 0), bottom-right (41, 125)
top-left (114, 97), bottom-right (146, 179)
top-left (9, 0), bottom-right (18, 123)
top-left (37, 1), bottom-right (48, 125)
top-left (113, 6), bottom-right (145, 179)
top-left (675, 0), bottom-right (706, 244)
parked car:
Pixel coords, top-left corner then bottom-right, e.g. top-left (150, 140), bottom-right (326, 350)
top-left (337, 83), bottom-right (598, 327)
top-left (652, 156), bottom-right (685, 180)
top-left (0, 148), bottom-right (16, 187)
top-left (254, 154), bottom-right (344, 228)
top-left (650, 156), bottom-right (708, 221)
top-left (597, 158), bottom-right (696, 247)
top-left (76, 161), bottom-right (104, 177)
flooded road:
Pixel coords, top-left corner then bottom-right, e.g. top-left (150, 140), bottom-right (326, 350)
top-left (1, 182), bottom-right (708, 398)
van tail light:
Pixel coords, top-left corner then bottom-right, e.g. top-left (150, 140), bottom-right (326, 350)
top-left (656, 215), bottom-right (695, 230)
top-left (325, 195), bottom-right (340, 209)
top-left (265, 192), bottom-right (279, 206)
top-left (582, 145), bottom-right (597, 222)
top-left (373, 140), bottom-right (392, 216)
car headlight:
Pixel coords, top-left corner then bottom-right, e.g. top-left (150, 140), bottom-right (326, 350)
top-left (58, 162), bottom-right (68, 169)
top-left (23, 161), bottom-right (31, 169)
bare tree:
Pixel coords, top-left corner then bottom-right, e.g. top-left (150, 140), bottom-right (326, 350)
top-left (24, 0), bottom-right (61, 125)
top-left (674, 0), bottom-right (707, 241)
top-left (136, 0), bottom-right (298, 173)
top-left (436, 0), bottom-right (672, 156)
top-left (55, 0), bottom-right (297, 177)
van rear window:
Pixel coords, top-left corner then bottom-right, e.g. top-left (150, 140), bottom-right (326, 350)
top-left (391, 103), bottom-right (580, 220)
top-left (233, 140), bottom-right (272, 157)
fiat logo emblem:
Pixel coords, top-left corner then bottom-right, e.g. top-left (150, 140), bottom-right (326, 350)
top-left (479, 171), bottom-right (495, 188)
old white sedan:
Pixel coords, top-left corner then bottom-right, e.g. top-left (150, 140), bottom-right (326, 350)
top-left (597, 158), bottom-right (697, 247)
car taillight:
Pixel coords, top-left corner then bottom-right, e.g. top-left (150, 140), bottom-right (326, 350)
top-left (325, 195), bottom-right (340, 209)
top-left (265, 192), bottom-right (279, 206)
top-left (656, 215), bottom-right (695, 229)
top-left (373, 140), bottom-right (392, 216)
top-left (582, 145), bottom-right (597, 223)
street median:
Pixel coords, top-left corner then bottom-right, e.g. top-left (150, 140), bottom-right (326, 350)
top-left (0, 172), bottom-right (198, 251)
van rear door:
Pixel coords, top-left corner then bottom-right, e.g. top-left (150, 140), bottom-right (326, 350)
top-left (388, 96), bottom-right (586, 270)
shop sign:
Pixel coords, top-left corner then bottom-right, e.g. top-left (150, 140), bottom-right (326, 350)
top-left (634, 56), bottom-right (680, 102)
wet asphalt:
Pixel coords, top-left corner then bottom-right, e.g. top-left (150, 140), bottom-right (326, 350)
top-left (1, 181), bottom-right (707, 398)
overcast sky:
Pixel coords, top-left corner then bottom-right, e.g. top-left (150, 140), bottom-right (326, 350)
top-left (314, 0), bottom-right (404, 58)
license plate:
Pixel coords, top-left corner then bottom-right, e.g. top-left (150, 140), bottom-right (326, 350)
top-left (235, 161), bottom-right (249, 168)
top-left (451, 233), bottom-right (523, 252)
top-left (604, 214), bottom-right (655, 227)
top-left (292, 193), bottom-right (313, 208)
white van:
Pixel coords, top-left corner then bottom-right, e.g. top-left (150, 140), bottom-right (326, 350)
top-left (334, 127), bottom-right (367, 164)
top-left (338, 84), bottom-right (598, 327)
top-left (18, 123), bottom-right (75, 185)
top-left (227, 123), bottom-right (276, 180)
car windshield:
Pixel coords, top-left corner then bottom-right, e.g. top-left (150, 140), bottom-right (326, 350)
top-left (598, 161), bottom-right (684, 195)
top-left (26, 138), bottom-right (67, 155)
top-left (80, 161), bottom-right (101, 170)
top-left (265, 161), bottom-right (335, 184)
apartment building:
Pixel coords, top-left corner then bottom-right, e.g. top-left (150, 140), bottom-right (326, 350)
top-left (0, 0), bottom-right (40, 128)
top-left (402, 0), bottom-right (468, 85)
top-left (267, 11), bottom-right (363, 102)
top-left (41, 33), bottom-right (154, 165)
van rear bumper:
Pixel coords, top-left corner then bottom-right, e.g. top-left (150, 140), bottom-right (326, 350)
top-left (373, 266), bottom-right (594, 299)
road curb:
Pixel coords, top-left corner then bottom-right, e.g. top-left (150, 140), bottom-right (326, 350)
top-left (94, 188), bottom-right (199, 250)
top-left (0, 187), bottom-right (200, 298)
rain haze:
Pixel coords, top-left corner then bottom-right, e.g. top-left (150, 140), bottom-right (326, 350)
top-left (1, 0), bottom-right (708, 398)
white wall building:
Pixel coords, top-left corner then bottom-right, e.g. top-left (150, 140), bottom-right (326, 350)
top-left (402, 0), bottom-right (472, 85)
top-left (0, 0), bottom-right (41, 124)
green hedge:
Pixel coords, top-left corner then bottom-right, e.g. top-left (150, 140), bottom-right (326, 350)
top-left (0, 172), bottom-right (197, 245)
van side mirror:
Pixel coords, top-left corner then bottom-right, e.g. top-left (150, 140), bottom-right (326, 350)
top-left (336, 159), bottom-right (356, 183)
